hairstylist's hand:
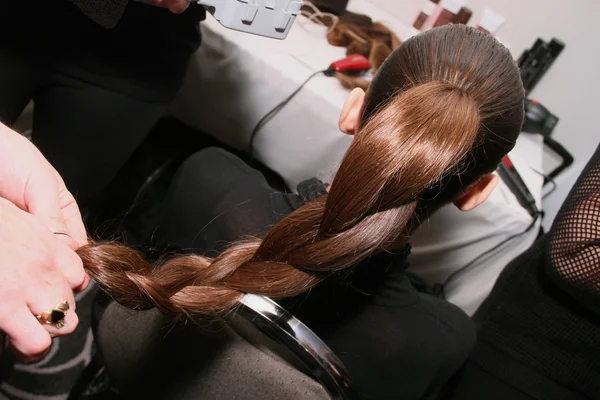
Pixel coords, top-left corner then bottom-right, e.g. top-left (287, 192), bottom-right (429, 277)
top-left (0, 197), bottom-right (81, 362)
top-left (0, 124), bottom-right (87, 253)
top-left (134, 0), bottom-right (189, 13)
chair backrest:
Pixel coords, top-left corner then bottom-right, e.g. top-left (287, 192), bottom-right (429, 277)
top-left (93, 294), bottom-right (357, 399)
top-left (237, 294), bottom-right (358, 399)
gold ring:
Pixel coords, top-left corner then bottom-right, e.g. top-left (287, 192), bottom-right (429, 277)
top-left (36, 300), bottom-right (70, 329)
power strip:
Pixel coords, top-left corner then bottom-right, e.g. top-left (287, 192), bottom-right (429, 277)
top-left (196, 0), bottom-right (303, 40)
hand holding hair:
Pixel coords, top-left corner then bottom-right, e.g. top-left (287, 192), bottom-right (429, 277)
top-left (0, 124), bottom-right (88, 362)
top-left (0, 123), bottom-right (88, 252)
top-left (0, 198), bottom-right (82, 363)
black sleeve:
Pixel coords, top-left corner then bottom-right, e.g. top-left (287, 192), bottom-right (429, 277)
top-left (297, 178), bottom-right (328, 203)
top-left (271, 178), bottom-right (328, 214)
top-left (187, 3), bottom-right (208, 21)
top-left (545, 144), bottom-right (600, 316)
top-left (157, 148), bottom-right (327, 255)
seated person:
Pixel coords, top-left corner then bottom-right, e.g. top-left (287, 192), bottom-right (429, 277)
top-left (80, 25), bottom-right (525, 399)
top-left (439, 145), bottom-right (600, 400)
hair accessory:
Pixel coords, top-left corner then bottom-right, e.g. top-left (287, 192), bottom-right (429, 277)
top-left (36, 300), bottom-right (70, 329)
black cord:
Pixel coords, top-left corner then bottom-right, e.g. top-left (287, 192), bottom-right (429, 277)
top-left (543, 176), bottom-right (557, 199)
top-left (529, 167), bottom-right (558, 199)
top-left (431, 211), bottom-right (541, 298)
top-left (434, 167), bottom-right (554, 296)
top-left (248, 70), bottom-right (327, 164)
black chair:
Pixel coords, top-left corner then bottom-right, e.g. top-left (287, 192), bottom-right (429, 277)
top-left (70, 293), bottom-right (358, 399)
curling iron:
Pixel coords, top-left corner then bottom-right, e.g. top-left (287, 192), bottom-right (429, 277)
top-left (195, 0), bottom-right (303, 39)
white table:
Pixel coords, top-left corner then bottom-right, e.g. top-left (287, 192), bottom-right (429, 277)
top-left (170, 0), bottom-right (544, 315)
top-left (171, 0), bottom-right (419, 190)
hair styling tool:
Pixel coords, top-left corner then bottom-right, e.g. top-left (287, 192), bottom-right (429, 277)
top-left (324, 54), bottom-right (372, 75)
top-left (518, 38), bottom-right (564, 94)
top-left (497, 156), bottom-right (538, 218)
top-left (522, 99), bottom-right (574, 181)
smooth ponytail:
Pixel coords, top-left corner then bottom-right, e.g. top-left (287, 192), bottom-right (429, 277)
top-left (79, 25), bottom-right (524, 319)
top-left (79, 82), bottom-right (481, 318)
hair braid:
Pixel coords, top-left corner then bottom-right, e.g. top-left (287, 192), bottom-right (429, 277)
top-left (81, 239), bottom-right (321, 318)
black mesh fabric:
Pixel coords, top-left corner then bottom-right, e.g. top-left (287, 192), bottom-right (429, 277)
top-left (467, 145), bottom-right (600, 400)
top-left (546, 148), bottom-right (600, 316)
top-left (68, 0), bottom-right (129, 28)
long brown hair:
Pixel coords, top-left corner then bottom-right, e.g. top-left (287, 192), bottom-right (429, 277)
top-left (80, 25), bottom-right (524, 318)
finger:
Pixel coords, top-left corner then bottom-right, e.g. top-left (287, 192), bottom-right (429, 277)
top-left (2, 307), bottom-right (51, 360)
top-left (27, 278), bottom-right (78, 337)
top-left (24, 174), bottom-right (71, 238)
top-left (52, 239), bottom-right (87, 291)
top-left (48, 307), bottom-right (79, 338)
top-left (10, 342), bottom-right (52, 365)
top-left (78, 272), bottom-right (91, 293)
top-left (61, 206), bottom-right (88, 249)
top-left (167, 0), bottom-right (189, 13)
top-left (53, 231), bottom-right (81, 251)
top-left (56, 180), bottom-right (88, 249)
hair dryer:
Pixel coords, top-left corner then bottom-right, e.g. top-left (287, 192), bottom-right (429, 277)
top-left (522, 99), bottom-right (559, 137)
top-left (522, 99), bottom-right (573, 181)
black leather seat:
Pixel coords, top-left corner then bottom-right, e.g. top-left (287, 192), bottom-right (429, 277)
top-left (72, 293), bottom-right (358, 399)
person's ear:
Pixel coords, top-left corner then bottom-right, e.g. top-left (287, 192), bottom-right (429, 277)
top-left (339, 88), bottom-right (365, 135)
top-left (453, 174), bottom-right (499, 211)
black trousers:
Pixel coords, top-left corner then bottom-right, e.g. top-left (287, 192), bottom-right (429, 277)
top-left (0, 52), bottom-right (168, 210)
top-left (0, 0), bottom-right (203, 209)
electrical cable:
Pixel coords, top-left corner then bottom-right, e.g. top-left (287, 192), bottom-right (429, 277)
top-left (248, 69), bottom-right (327, 164)
top-left (432, 166), bottom-right (555, 297)
top-left (428, 211), bottom-right (542, 299)
top-left (530, 167), bottom-right (558, 199)
top-left (299, 1), bottom-right (339, 34)
top-left (543, 177), bottom-right (557, 199)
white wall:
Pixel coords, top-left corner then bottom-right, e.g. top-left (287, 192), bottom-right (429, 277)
top-left (362, 0), bottom-right (600, 226)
